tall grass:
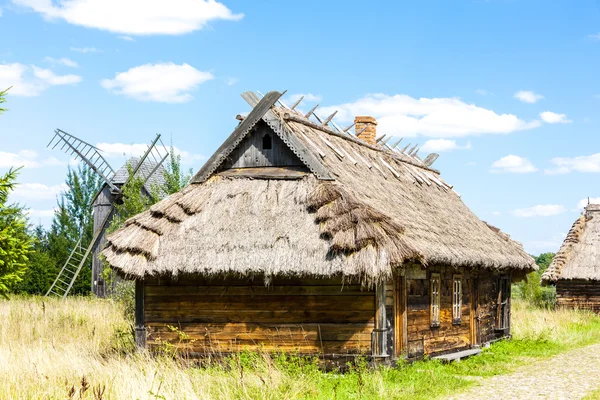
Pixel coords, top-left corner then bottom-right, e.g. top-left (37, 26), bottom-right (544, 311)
top-left (1, 296), bottom-right (600, 400)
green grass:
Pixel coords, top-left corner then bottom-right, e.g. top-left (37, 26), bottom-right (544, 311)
top-left (1, 296), bottom-right (600, 399)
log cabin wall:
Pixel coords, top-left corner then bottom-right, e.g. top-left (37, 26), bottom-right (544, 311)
top-left (476, 275), bottom-right (511, 344)
top-left (556, 279), bottom-right (600, 313)
top-left (404, 264), bottom-right (473, 359)
top-left (143, 275), bottom-right (375, 357)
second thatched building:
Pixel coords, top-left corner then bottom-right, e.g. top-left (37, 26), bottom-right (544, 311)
top-left (103, 90), bottom-right (536, 361)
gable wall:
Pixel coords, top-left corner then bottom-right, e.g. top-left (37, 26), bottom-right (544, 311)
top-left (224, 123), bottom-right (304, 169)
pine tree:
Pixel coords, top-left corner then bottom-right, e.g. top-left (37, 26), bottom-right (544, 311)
top-left (0, 168), bottom-right (32, 298)
top-left (18, 225), bottom-right (56, 294)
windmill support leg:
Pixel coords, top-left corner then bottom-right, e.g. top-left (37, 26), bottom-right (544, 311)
top-left (135, 279), bottom-right (146, 349)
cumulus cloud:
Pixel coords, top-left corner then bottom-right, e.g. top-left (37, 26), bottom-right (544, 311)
top-left (545, 153), bottom-right (600, 175)
top-left (70, 46), bottom-right (101, 53)
top-left (288, 93), bottom-right (322, 104)
top-left (0, 63), bottom-right (81, 96)
top-left (421, 139), bottom-right (471, 153)
top-left (540, 111), bottom-right (572, 124)
top-left (118, 36), bottom-right (135, 42)
top-left (44, 56), bottom-right (78, 68)
top-left (0, 150), bottom-right (65, 168)
top-left (320, 94), bottom-right (540, 138)
top-left (13, 0), bottom-right (243, 35)
top-left (589, 33), bottom-right (600, 40)
top-left (510, 204), bottom-right (566, 218)
top-left (96, 142), bottom-right (205, 164)
top-left (225, 77), bottom-right (238, 86)
top-left (514, 90), bottom-right (544, 104)
top-left (490, 155), bottom-right (537, 174)
top-left (577, 197), bottom-right (600, 210)
top-left (11, 183), bottom-right (67, 200)
top-left (101, 62), bottom-right (213, 103)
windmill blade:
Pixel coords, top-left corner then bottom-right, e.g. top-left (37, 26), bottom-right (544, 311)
top-left (123, 134), bottom-right (170, 189)
top-left (49, 129), bottom-right (119, 193)
top-left (46, 205), bottom-right (115, 299)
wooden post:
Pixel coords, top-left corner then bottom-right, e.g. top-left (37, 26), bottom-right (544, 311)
top-left (372, 281), bottom-right (388, 360)
top-left (135, 279), bottom-right (146, 349)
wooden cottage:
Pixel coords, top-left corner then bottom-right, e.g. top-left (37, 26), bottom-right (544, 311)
top-left (541, 204), bottom-right (600, 313)
top-left (103, 90), bottom-right (536, 361)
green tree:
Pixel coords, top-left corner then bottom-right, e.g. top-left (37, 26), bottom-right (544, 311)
top-left (160, 145), bottom-right (193, 195)
top-left (534, 252), bottom-right (555, 274)
top-left (47, 164), bottom-right (101, 295)
top-left (0, 168), bottom-right (32, 298)
top-left (18, 225), bottom-right (56, 294)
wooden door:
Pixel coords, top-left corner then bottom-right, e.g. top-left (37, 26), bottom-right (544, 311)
top-left (394, 274), bottom-right (407, 358)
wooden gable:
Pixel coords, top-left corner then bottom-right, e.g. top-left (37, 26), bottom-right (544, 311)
top-left (221, 121), bottom-right (305, 169)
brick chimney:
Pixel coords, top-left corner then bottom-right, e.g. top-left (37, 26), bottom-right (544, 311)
top-left (354, 116), bottom-right (377, 145)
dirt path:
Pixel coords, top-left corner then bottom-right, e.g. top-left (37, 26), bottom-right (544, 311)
top-left (448, 342), bottom-right (600, 400)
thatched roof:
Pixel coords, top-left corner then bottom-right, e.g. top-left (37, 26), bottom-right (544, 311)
top-left (103, 90), bottom-right (535, 282)
top-left (542, 204), bottom-right (600, 283)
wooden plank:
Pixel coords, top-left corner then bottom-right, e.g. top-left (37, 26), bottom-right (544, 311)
top-left (192, 91), bottom-right (284, 183)
top-left (145, 284), bottom-right (371, 297)
top-left (217, 166), bottom-right (309, 180)
top-left (135, 279), bottom-right (146, 349)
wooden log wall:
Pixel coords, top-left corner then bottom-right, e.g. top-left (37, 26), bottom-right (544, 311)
top-left (404, 265), bottom-right (473, 358)
top-left (556, 279), bottom-right (600, 313)
top-left (476, 276), bottom-right (510, 344)
top-left (92, 185), bottom-right (112, 298)
top-left (143, 276), bottom-right (375, 356)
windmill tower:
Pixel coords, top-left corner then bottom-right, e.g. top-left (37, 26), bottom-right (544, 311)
top-left (45, 129), bottom-right (169, 298)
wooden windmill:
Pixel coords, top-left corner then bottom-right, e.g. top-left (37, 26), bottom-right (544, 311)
top-left (45, 129), bottom-right (169, 298)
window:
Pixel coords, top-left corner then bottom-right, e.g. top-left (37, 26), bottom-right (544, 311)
top-left (430, 273), bottom-right (440, 327)
top-left (262, 134), bottom-right (272, 150)
top-left (452, 275), bottom-right (462, 324)
top-left (496, 276), bottom-right (510, 330)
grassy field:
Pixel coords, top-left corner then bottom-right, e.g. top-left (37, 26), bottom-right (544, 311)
top-left (1, 297), bottom-right (600, 400)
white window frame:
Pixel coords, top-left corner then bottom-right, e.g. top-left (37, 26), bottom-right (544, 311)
top-left (430, 273), bottom-right (441, 327)
top-left (452, 275), bottom-right (462, 324)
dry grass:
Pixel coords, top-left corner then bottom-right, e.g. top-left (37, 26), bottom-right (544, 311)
top-left (1, 296), bottom-right (600, 400)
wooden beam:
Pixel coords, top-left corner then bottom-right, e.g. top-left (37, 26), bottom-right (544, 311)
top-left (322, 110), bottom-right (338, 125)
top-left (373, 281), bottom-right (389, 359)
top-left (135, 279), bottom-right (146, 349)
top-left (304, 104), bottom-right (320, 118)
top-left (290, 96), bottom-right (304, 110)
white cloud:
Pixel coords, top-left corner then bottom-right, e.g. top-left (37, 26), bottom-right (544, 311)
top-left (96, 142), bottom-right (205, 164)
top-left (545, 153), bottom-right (600, 175)
top-left (589, 33), bottom-right (600, 40)
top-left (225, 77), bottom-right (238, 86)
top-left (514, 90), bottom-right (544, 104)
top-left (0, 63), bottom-right (81, 96)
top-left (475, 89), bottom-right (490, 96)
top-left (421, 139), bottom-right (471, 153)
top-left (289, 93), bottom-right (322, 104)
top-left (118, 35), bottom-right (135, 42)
top-left (13, 0), bottom-right (243, 35)
top-left (490, 155), bottom-right (537, 174)
top-left (491, 211), bottom-right (502, 216)
top-left (540, 111), bottom-right (572, 124)
top-left (0, 7), bottom-right (3, 17)
top-left (577, 197), bottom-right (600, 210)
top-left (101, 62), bottom-right (213, 103)
top-left (11, 183), bottom-right (67, 200)
top-left (0, 150), bottom-right (66, 168)
top-left (320, 93), bottom-right (540, 138)
top-left (70, 46), bottom-right (101, 53)
top-left (510, 204), bottom-right (566, 218)
top-left (44, 56), bottom-right (78, 68)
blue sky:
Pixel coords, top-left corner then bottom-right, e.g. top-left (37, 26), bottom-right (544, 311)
top-left (1, 0), bottom-right (599, 255)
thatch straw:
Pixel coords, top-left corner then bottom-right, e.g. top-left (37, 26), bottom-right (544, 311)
top-left (542, 205), bottom-right (600, 283)
top-left (103, 104), bottom-right (536, 282)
